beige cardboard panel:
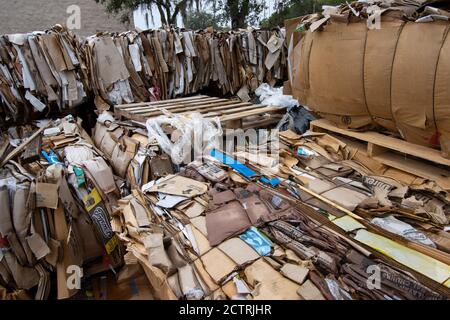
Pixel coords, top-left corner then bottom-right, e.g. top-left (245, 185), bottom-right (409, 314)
top-left (191, 225), bottom-right (211, 256)
top-left (193, 258), bottom-right (220, 292)
top-left (308, 21), bottom-right (368, 119)
top-left (291, 39), bottom-right (305, 102)
top-left (35, 182), bottom-right (59, 209)
top-left (364, 19), bottom-right (404, 126)
top-left (218, 238), bottom-right (260, 266)
top-left (297, 280), bottom-right (326, 300)
top-left (190, 216), bottom-right (207, 237)
top-left (316, 113), bottom-right (373, 129)
top-left (280, 263), bottom-right (309, 285)
top-left (83, 157), bottom-right (117, 194)
top-left (285, 17), bottom-right (303, 49)
top-left (392, 22), bottom-right (447, 137)
top-left (292, 31), bottom-right (312, 104)
top-left (200, 248), bottom-right (237, 284)
top-left (434, 28), bottom-right (450, 157)
top-left (299, 32), bottom-right (312, 92)
top-left (149, 175), bottom-right (208, 198)
top-left (94, 36), bottom-right (130, 86)
top-left (41, 35), bottom-right (67, 72)
top-left (244, 258), bottom-right (301, 300)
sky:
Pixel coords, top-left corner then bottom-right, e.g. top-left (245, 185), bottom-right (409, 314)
top-left (133, 0), bottom-right (277, 30)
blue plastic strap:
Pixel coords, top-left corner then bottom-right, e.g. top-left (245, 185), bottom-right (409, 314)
top-left (210, 149), bottom-right (280, 187)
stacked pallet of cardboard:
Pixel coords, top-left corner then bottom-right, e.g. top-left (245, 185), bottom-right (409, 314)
top-left (287, 0), bottom-right (450, 157)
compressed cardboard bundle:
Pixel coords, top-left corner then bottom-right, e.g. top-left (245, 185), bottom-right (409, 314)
top-left (85, 28), bottom-right (287, 109)
top-left (92, 111), bottom-right (175, 185)
top-left (0, 25), bottom-right (88, 124)
top-left (1, 26), bottom-right (287, 125)
top-left (0, 116), bottom-right (123, 300)
top-left (288, 1), bottom-right (450, 156)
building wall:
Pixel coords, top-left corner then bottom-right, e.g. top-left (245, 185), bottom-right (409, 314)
top-left (0, 0), bottom-right (132, 37)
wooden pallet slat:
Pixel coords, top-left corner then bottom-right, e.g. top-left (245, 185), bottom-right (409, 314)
top-left (140, 100), bottom-right (244, 117)
top-left (120, 97), bottom-right (224, 113)
top-left (202, 104), bottom-right (266, 118)
top-left (310, 119), bottom-right (450, 183)
top-left (114, 95), bottom-right (285, 129)
top-left (115, 95), bottom-right (210, 109)
top-left (220, 106), bottom-right (282, 122)
top-left (310, 119), bottom-right (450, 167)
top-left (116, 98), bottom-right (226, 118)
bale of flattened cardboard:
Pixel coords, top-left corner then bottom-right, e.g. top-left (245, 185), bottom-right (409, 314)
top-left (0, 116), bottom-right (124, 300)
top-left (288, 1), bottom-right (450, 157)
top-left (0, 26), bottom-right (287, 125)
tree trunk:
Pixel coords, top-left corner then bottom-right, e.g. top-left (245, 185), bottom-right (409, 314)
top-left (155, 1), bottom-right (168, 26)
top-left (164, 1), bottom-right (172, 26)
top-left (170, 0), bottom-right (186, 26)
top-left (227, 0), bottom-right (250, 29)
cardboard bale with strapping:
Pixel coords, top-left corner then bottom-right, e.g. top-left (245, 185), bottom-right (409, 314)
top-left (289, 2), bottom-right (450, 157)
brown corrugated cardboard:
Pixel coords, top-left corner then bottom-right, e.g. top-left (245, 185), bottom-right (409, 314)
top-left (291, 15), bottom-right (450, 154)
top-left (308, 21), bottom-right (369, 128)
top-left (392, 21), bottom-right (448, 146)
top-left (434, 24), bottom-right (450, 157)
top-left (364, 18), bottom-right (404, 133)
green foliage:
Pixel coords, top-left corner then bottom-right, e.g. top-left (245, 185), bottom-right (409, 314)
top-left (95, 0), bottom-right (192, 25)
top-left (216, 0), bottom-right (266, 29)
top-left (95, 0), bottom-right (146, 14)
top-left (260, 0), bottom-right (345, 28)
top-left (95, 0), bottom-right (147, 24)
top-left (184, 10), bottom-right (220, 29)
top-left (95, 0), bottom-right (268, 29)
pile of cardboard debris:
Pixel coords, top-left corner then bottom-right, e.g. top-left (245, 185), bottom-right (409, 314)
top-left (0, 106), bottom-right (449, 300)
top-left (1, 0), bottom-right (450, 301)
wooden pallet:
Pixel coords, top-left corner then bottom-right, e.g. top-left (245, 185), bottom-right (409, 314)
top-left (310, 119), bottom-right (450, 183)
top-left (114, 95), bottom-right (284, 129)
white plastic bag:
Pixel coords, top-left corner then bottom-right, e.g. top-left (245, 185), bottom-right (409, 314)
top-left (146, 111), bottom-right (222, 165)
top-left (255, 83), bottom-right (299, 109)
